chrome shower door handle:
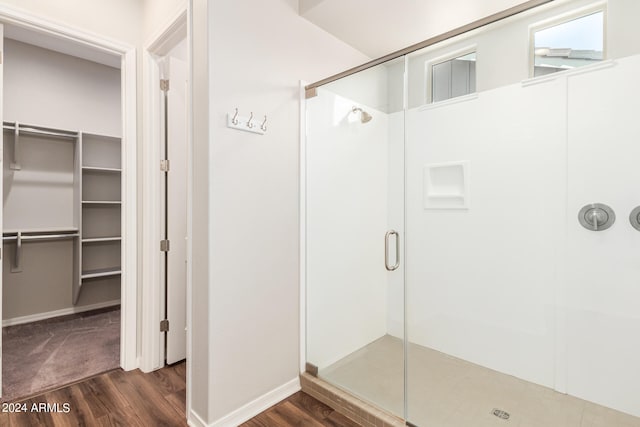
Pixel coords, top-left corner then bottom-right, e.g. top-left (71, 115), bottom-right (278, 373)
top-left (385, 230), bottom-right (400, 271)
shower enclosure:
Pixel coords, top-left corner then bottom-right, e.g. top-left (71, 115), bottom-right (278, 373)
top-left (303, 1), bottom-right (640, 426)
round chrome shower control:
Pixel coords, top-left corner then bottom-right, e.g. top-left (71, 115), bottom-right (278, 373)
top-left (578, 203), bottom-right (615, 231)
top-left (629, 206), bottom-right (640, 231)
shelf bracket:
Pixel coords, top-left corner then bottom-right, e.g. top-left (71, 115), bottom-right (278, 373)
top-left (11, 232), bottom-right (22, 273)
top-left (10, 122), bottom-right (21, 170)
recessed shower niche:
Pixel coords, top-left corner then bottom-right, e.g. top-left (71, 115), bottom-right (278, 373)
top-left (423, 161), bottom-right (469, 209)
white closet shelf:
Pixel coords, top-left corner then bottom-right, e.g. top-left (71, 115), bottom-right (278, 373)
top-left (3, 227), bottom-right (78, 234)
top-left (82, 200), bottom-right (122, 205)
top-left (82, 132), bottom-right (122, 141)
top-left (82, 237), bottom-right (121, 243)
top-left (81, 268), bottom-right (122, 279)
top-left (82, 166), bottom-right (122, 173)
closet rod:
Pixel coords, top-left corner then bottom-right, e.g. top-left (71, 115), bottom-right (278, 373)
top-left (3, 232), bottom-right (79, 271)
top-left (2, 123), bottom-right (78, 139)
top-left (2, 233), bottom-right (79, 242)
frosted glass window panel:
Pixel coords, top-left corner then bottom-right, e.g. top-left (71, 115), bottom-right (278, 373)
top-left (432, 53), bottom-right (476, 103)
top-left (533, 11), bottom-right (604, 77)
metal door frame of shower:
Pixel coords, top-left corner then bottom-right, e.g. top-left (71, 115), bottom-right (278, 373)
top-left (299, 0), bottom-right (564, 424)
top-left (298, 0), bottom-right (557, 375)
top-left (303, 0), bottom-right (553, 96)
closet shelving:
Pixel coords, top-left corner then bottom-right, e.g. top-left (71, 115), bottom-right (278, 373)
top-left (2, 121), bottom-right (122, 305)
top-left (79, 133), bottom-right (122, 300)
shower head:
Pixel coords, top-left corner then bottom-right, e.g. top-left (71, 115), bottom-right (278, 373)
top-left (352, 106), bottom-right (373, 123)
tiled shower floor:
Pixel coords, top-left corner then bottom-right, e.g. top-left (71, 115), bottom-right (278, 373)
top-left (321, 335), bottom-right (640, 427)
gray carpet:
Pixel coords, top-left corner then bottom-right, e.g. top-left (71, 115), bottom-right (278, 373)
top-left (2, 307), bottom-right (120, 402)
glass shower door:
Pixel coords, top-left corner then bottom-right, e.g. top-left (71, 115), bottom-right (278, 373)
top-left (305, 58), bottom-right (406, 418)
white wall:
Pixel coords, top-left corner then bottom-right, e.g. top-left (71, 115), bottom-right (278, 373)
top-left (403, 53), bottom-right (640, 418)
top-left (142, 0), bottom-right (186, 42)
top-left (190, 0), bottom-right (210, 422)
top-left (564, 54), bottom-right (640, 417)
top-left (4, 39), bottom-right (121, 135)
top-left (306, 88), bottom-right (389, 369)
top-left (405, 78), bottom-right (567, 389)
top-left (190, 0), bottom-right (370, 424)
top-left (0, 0), bottom-right (141, 46)
top-left (299, 0), bottom-right (539, 58)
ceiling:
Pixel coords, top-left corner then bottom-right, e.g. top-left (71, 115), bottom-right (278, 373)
top-left (299, 0), bottom-right (532, 59)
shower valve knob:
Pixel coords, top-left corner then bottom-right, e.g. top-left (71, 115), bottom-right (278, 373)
top-left (629, 206), bottom-right (640, 231)
top-left (578, 203), bottom-right (615, 231)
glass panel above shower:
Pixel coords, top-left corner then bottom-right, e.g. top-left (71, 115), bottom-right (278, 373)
top-left (304, 57), bottom-right (406, 418)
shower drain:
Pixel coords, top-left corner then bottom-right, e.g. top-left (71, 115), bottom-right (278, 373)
top-left (492, 408), bottom-right (510, 420)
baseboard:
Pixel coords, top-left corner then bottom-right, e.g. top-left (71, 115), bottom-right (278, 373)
top-left (188, 409), bottom-right (209, 427)
top-left (208, 377), bottom-right (301, 427)
top-left (2, 300), bottom-right (121, 327)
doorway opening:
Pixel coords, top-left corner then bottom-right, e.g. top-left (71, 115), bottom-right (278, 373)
top-left (160, 36), bottom-right (189, 366)
top-left (141, 8), bottom-right (190, 376)
top-left (0, 9), bottom-right (137, 401)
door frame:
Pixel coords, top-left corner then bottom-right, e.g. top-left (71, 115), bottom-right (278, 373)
top-left (298, 81), bottom-right (308, 374)
top-left (0, 5), bottom-right (138, 371)
top-left (140, 0), bottom-right (190, 379)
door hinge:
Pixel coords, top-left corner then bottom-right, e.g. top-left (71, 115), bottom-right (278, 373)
top-left (160, 159), bottom-right (170, 172)
top-left (160, 319), bottom-right (169, 332)
top-left (160, 79), bottom-right (170, 92)
top-left (160, 239), bottom-right (170, 252)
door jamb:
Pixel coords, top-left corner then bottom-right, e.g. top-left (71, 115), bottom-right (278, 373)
top-left (299, 81), bottom-right (308, 374)
top-left (140, 1), bottom-right (190, 388)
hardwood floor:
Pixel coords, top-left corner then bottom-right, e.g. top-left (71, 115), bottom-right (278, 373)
top-left (0, 362), bottom-right (186, 427)
top-left (240, 392), bottom-right (361, 427)
top-left (0, 364), bottom-right (359, 427)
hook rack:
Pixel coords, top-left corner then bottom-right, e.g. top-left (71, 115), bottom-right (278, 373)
top-left (227, 108), bottom-right (266, 135)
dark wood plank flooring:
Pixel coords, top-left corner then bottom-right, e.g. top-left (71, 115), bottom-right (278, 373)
top-left (240, 392), bottom-right (361, 427)
top-left (0, 363), bottom-right (359, 427)
top-left (1, 362), bottom-right (186, 427)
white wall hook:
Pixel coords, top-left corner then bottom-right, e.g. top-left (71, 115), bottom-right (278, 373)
top-left (227, 109), bottom-right (265, 135)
